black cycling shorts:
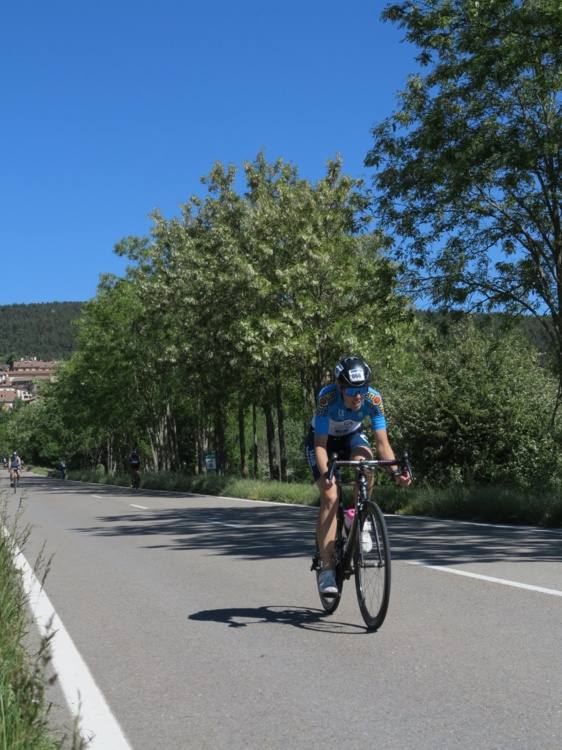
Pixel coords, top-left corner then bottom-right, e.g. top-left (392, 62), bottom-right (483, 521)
top-left (304, 428), bottom-right (371, 481)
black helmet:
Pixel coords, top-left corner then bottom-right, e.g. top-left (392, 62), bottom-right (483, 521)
top-left (334, 356), bottom-right (372, 387)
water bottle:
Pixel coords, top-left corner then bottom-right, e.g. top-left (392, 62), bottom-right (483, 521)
top-left (344, 508), bottom-right (355, 530)
top-left (361, 520), bottom-right (373, 553)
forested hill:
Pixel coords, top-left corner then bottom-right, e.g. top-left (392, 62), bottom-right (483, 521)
top-left (0, 302), bottom-right (83, 361)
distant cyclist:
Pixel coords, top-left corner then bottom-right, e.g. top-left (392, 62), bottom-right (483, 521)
top-left (128, 448), bottom-right (141, 488)
top-left (305, 356), bottom-right (411, 596)
top-left (58, 459), bottom-right (67, 480)
top-left (9, 451), bottom-right (22, 487)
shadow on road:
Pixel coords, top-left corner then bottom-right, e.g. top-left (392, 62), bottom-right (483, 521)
top-left (189, 604), bottom-right (366, 634)
top-left (18, 475), bottom-right (562, 566)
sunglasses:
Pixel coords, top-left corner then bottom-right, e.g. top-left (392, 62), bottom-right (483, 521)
top-left (344, 385), bottom-right (369, 397)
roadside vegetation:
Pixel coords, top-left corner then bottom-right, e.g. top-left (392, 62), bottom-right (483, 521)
top-left (0, 500), bottom-right (82, 749)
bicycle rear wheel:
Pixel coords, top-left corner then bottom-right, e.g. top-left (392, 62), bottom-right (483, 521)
top-left (354, 502), bottom-right (391, 631)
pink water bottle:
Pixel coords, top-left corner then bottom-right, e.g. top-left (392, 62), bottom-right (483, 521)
top-left (344, 508), bottom-right (356, 530)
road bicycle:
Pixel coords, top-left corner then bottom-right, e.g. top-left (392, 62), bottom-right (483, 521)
top-left (311, 453), bottom-right (412, 631)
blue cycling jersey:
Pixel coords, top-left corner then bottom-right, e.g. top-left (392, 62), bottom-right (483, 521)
top-left (311, 384), bottom-right (387, 436)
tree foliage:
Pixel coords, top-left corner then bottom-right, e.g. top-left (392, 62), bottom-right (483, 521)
top-left (367, 0), bottom-right (562, 390)
top-left (28, 155), bottom-right (409, 477)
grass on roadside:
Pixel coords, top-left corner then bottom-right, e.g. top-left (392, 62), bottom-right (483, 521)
top-left (64, 468), bottom-right (562, 527)
top-left (0, 497), bottom-right (85, 750)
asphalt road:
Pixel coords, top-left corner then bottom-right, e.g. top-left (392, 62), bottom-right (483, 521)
top-left (4, 473), bottom-right (562, 750)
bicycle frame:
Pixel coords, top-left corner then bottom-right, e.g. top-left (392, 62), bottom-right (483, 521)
top-left (331, 458), bottom-right (406, 575)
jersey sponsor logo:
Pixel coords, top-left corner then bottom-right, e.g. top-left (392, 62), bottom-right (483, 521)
top-left (366, 391), bottom-right (385, 413)
top-left (316, 388), bottom-right (336, 417)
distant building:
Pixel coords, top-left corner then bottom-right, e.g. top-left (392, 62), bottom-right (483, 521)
top-left (8, 358), bottom-right (58, 385)
top-left (0, 386), bottom-right (35, 411)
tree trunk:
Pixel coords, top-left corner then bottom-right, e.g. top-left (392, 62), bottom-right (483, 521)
top-left (263, 402), bottom-right (279, 480)
top-left (214, 405), bottom-right (227, 474)
top-left (274, 368), bottom-right (287, 481)
top-left (238, 402), bottom-right (248, 477)
top-left (252, 403), bottom-right (258, 479)
top-left (165, 403), bottom-right (179, 471)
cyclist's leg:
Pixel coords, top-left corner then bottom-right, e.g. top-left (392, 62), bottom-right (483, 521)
top-left (306, 431), bottom-right (340, 568)
top-left (316, 476), bottom-right (339, 568)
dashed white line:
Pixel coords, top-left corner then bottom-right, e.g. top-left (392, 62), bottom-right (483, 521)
top-left (406, 561), bottom-right (562, 597)
top-left (3, 526), bottom-right (133, 749)
top-left (130, 504), bottom-right (148, 510)
top-left (91, 495), bottom-right (104, 500)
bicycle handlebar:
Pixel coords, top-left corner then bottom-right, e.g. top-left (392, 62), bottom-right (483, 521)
top-left (327, 451), bottom-right (413, 482)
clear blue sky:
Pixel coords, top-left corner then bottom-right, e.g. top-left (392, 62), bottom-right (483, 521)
top-left (1, 1), bottom-right (417, 304)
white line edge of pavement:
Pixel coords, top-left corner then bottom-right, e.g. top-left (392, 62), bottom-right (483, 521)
top-left (2, 525), bottom-right (134, 750)
top-left (406, 561), bottom-right (562, 597)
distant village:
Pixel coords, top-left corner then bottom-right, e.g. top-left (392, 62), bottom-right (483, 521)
top-left (0, 358), bottom-right (58, 411)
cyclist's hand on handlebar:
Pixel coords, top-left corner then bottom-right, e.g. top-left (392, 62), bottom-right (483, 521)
top-left (321, 470), bottom-right (334, 488)
top-left (394, 470), bottom-right (411, 488)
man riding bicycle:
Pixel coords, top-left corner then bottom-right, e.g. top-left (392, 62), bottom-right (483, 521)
top-left (9, 450), bottom-right (22, 487)
top-left (305, 356), bottom-right (411, 596)
top-left (128, 448), bottom-right (141, 488)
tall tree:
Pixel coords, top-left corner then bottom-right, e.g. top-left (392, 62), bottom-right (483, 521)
top-left (367, 0), bottom-right (562, 406)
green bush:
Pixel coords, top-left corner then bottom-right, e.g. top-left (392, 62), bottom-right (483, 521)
top-left (381, 320), bottom-right (562, 490)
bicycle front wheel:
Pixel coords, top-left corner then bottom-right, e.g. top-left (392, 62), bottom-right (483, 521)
top-left (354, 502), bottom-right (391, 631)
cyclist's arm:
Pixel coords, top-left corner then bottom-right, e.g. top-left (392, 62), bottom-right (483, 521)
top-left (314, 433), bottom-right (330, 480)
top-left (374, 429), bottom-right (411, 486)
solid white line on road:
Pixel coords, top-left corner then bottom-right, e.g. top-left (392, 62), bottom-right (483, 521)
top-left (91, 495), bottom-right (104, 500)
top-left (393, 513), bottom-right (562, 536)
top-left (3, 527), bottom-right (133, 750)
top-left (130, 504), bottom-right (148, 510)
top-left (406, 561), bottom-right (562, 597)
top-left (210, 521), bottom-right (245, 528)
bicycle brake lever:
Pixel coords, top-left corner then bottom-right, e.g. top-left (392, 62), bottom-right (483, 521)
top-left (402, 451), bottom-right (414, 482)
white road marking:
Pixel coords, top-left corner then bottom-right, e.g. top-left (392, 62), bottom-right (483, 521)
top-left (92, 495), bottom-right (104, 500)
top-left (3, 526), bottom-right (133, 749)
top-left (210, 521), bottom-right (245, 528)
top-left (406, 561), bottom-right (562, 597)
top-left (394, 513), bottom-right (562, 536)
top-left (130, 504), bottom-right (148, 510)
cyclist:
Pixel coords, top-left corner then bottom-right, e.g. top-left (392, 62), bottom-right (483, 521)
top-left (305, 356), bottom-right (411, 596)
top-left (9, 450), bottom-right (22, 487)
top-left (58, 458), bottom-right (67, 480)
top-left (128, 448), bottom-right (141, 488)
